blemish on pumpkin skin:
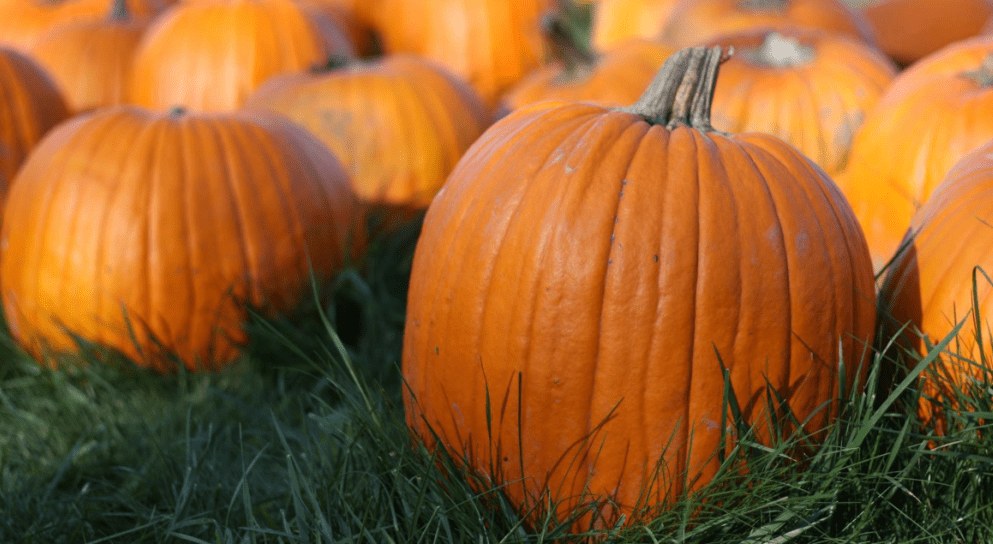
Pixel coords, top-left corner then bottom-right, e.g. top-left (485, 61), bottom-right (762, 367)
top-left (435, 346), bottom-right (439, 354)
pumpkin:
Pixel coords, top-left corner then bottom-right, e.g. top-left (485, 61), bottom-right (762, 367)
top-left (292, 0), bottom-right (380, 55)
top-left (244, 54), bottom-right (492, 222)
top-left (374, 0), bottom-right (554, 105)
top-left (0, 0), bottom-right (166, 52)
top-left (29, 0), bottom-right (148, 113)
top-left (590, 0), bottom-right (680, 51)
top-left (128, 0), bottom-right (354, 112)
top-left (708, 28), bottom-right (897, 176)
top-left (0, 47), bottom-right (70, 192)
top-left (402, 46), bottom-right (876, 529)
top-left (501, 14), bottom-right (676, 109)
top-left (660, 0), bottom-right (876, 49)
top-left (879, 140), bottom-right (993, 426)
top-left (835, 35), bottom-right (993, 272)
top-left (863, 0), bottom-right (993, 68)
top-left (0, 106), bottom-right (365, 373)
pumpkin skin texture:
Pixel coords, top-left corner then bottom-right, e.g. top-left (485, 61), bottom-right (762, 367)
top-left (0, 47), bottom-right (70, 193)
top-left (660, 0), bottom-right (876, 49)
top-left (835, 35), bottom-right (993, 272)
top-left (0, 106), bottom-right (364, 373)
top-left (591, 0), bottom-right (680, 51)
top-left (879, 141), bottom-right (993, 426)
top-left (374, 0), bottom-right (553, 105)
top-left (863, 0), bottom-right (993, 68)
top-left (0, 0), bottom-right (166, 53)
top-left (708, 28), bottom-right (897, 176)
top-left (128, 0), bottom-right (354, 112)
top-left (403, 47), bottom-right (876, 529)
top-left (29, 0), bottom-right (149, 113)
top-left (244, 54), bottom-right (492, 216)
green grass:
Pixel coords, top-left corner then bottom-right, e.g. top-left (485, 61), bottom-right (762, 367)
top-left (2, 216), bottom-right (993, 543)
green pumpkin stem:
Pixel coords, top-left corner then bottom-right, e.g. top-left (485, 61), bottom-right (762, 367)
top-left (962, 53), bottom-right (993, 87)
top-left (109, 0), bottom-right (129, 20)
top-left (168, 106), bottom-right (187, 118)
top-left (618, 46), bottom-right (730, 132)
top-left (540, 12), bottom-right (598, 77)
top-left (310, 54), bottom-right (354, 74)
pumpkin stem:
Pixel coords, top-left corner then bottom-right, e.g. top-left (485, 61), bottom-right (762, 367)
top-left (617, 46), bottom-right (730, 132)
top-left (744, 32), bottom-right (814, 67)
top-left (310, 54), bottom-right (353, 74)
top-left (736, 0), bottom-right (789, 11)
top-left (961, 53), bottom-right (993, 87)
top-left (109, 0), bottom-right (129, 20)
top-left (168, 106), bottom-right (187, 118)
top-left (540, 12), bottom-right (598, 78)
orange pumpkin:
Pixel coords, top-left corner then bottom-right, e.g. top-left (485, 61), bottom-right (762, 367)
top-left (403, 46), bottom-right (876, 530)
top-left (501, 14), bottom-right (676, 109)
top-left (293, 0), bottom-right (380, 55)
top-left (863, 0), bottom-right (993, 67)
top-left (0, 0), bottom-right (166, 52)
top-left (591, 0), bottom-right (680, 51)
top-left (836, 35), bottom-right (993, 271)
top-left (128, 0), bottom-right (354, 112)
top-left (0, 47), bottom-right (70, 192)
top-left (708, 28), bottom-right (897, 176)
top-left (374, 0), bottom-right (554, 105)
top-left (0, 106), bottom-right (365, 373)
top-left (879, 140), bottom-right (993, 425)
top-left (661, 0), bottom-right (876, 48)
top-left (245, 54), bottom-right (492, 217)
top-left (29, 0), bottom-right (149, 113)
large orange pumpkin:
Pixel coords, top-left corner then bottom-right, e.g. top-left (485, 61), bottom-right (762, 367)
top-left (863, 0), bottom-right (993, 67)
top-left (0, 106), bottom-right (364, 373)
top-left (403, 46), bottom-right (876, 530)
top-left (29, 0), bottom-right (149, 113)
top-left (835, 35), bottom-right (993, 271)
top-left (0, 47), bottom-right (70, 192)
top-left (244, 54), bottom-right (492, 215)
top-left (374, 0), bottom-right (553, 105)
top-left (879, 140), bottom-right (993, 424)
top-left (128, 0), bottom-right (354, 112)
top-left (708, 28), bottom-right (897, 176)
top-left (660, 0), bottom-right (876, 48)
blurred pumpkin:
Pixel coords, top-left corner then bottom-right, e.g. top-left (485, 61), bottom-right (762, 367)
top-left (591, 0), bottom-right (680, 51)
top-left (0, 106), bottom-right (365, 372)
top-left (0, 0), bottom-right (166, 52)
top-left (863, 0), bottom-right (993, 67)
top-left (403, 46), bottom-right (875, 530)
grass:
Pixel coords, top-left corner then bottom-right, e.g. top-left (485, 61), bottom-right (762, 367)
top-left (2, 212), bottom-right (993, 543)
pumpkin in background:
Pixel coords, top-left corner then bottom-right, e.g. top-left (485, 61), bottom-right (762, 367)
top-left (708, 28), bottom-right (897, 176)
top-left (403, 46), bottom-right (876, 530)
top-left (660, 0), bottom-right (876, 49)
top-left (836, 35), bottom-right (993, 272)
top-left (128, 0), bottom-right (354, 112)
top-left (0, 106), bottom-right (365, 373)
top-left (591, 0), bottom-right (680, 51)
top-left (244, 54), bottom-right (492, 226)
top-left (879, 140), bottom-right (993, 426)
top-left (0, 47), bottom-right (70, 193)
top-left (863, 0), bottom-right (993, 68)
top-left (294, 0), bottom-right (380, 55)
top-left (501, 14), bottom-right (676, 109)
top-left (29, 0), bottom-right (149, 113)
top-left (0, 0), bottom-right (166, 52)
top-left (374, 0), bottom-right (553, 105)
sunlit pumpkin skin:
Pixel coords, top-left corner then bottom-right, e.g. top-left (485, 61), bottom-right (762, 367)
top-left (128, 0), bottom-right (354, 112)
top-left (374, 0), bottom-right (553, 105)
top-left (29, 0), bottom-right (148, 113)
top-left (403, 47), bottom-right (876, 529)
top-left (591, 0), bottom-right (680, 51)
top-left (879, 141), bottom-right (993, 425)
top-left (708, 28), bottom-right (897, 176)
top-left (0, 106), bottom-right (364, 373)
top-left (835, 35), bottom-right (993, 272)
top-left (0, 47), bottom-right (70, 193)
top-left (863, 0), bottom-right (993, 67)
top-left (661, 0), bottom-right (876, 49)
top-left (0, 0), bottom-right (165, 52)
top-left (501, 15), bottom-right (676, 109)
top-left (245, 54), bottom-right (492, 215)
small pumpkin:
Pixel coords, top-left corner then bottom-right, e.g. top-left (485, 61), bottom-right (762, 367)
top-left (403, 46), bottom-right (875, 529)
top-left (128, 0), bottom-right (354, 112)
top-left (708, 28), bottom-right (897, 176)
top-left (879, 140), bottom-right (993, 426)
top-left (660, 0), bottom-right (876, 49)
top-left (29, 0), bottom-right (149, 113)
top-left (836, 35), bottom-right (993, 271)
top-left (0, 47), bottom-right (70, 191)
top-left (863, 0), bottom-right (993, 68)
top-left (1, 106), bottom-right (365, 372)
